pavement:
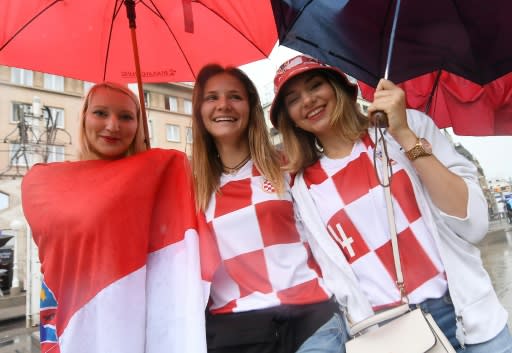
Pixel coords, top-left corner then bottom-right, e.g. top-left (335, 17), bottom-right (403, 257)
top-left (0, 289), bottom-right (39, 353)
top-left (0, 289), bottom-right (25, 323)
top-left (479, 219), bottom-right (512, 328)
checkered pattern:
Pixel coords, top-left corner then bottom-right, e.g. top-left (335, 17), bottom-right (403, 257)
top-left (262, 179), bottom-right (276, 193)
top-left (303, 134), bottom-right (447, 309)
top-left (205, 161), bottom-right (330, 314)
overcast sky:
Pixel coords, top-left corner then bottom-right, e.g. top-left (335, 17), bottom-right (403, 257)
top-left (240, 45), bottom-right (512, 181)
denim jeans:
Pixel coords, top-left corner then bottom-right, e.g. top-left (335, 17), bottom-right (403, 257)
top-left (296, 311), bottom-right (348, 353)
top-left (414, 292), bottom-right (512, 353)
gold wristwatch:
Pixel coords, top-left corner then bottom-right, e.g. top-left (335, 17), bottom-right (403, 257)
top-left (405, 137), bottom-right (432, 161)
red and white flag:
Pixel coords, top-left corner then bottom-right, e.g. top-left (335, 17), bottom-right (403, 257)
top-left (22, 149), bottom-right (207, 353)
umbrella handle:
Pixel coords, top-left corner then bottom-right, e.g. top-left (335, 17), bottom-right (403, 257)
top-left (370, 111), bottom-right (389, 128)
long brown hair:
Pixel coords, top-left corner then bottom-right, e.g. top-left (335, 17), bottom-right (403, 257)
top-left (276, 72), bottom-right (369, 173)
top-left (192, 64), bottom-right (285, 211)
top-left (78, 82), bottom-right (146, 161)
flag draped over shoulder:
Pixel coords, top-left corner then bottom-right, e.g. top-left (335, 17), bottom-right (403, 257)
top-left (21, 148), bottom-right (207, 353)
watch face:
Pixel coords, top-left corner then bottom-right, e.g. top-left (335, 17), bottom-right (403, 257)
top-left (419, 138), bottom-right (432, 154)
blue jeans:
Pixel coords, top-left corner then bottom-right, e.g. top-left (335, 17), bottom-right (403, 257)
top-left (296, 311), bottom-right (348, 353)
top-left (415, 292), bottom-right (512, 353)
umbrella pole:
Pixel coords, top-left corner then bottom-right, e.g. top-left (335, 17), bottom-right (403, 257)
top-left (383, 0), bottom-right (402, 80)
top-left (370, 0), bottom-right (402, 128)
top-left (125, 0), bottom-right (151, 150)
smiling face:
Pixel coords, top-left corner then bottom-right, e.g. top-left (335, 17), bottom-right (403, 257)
top-left (200, 72), bottom-right (250, 145)
top-left (84, 87), bottom-right (138, 160)
top-left (282, 72), bottom-right (337, 138)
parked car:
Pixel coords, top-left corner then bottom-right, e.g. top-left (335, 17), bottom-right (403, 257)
top-left (0, 232), bottom-right (14, 294)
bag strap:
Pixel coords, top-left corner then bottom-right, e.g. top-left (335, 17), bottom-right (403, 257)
top-left (348, 136), bottom-right (410, 337)
top-left (350, 303), bottom-right (410, 335)
top-left (380, 139), bottom-right (407, 301)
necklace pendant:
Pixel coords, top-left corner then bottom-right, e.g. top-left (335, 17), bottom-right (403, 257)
top-left (222, 154), bottom-right (251, 175)
top-left (224, 167), bottom-right (239, 175)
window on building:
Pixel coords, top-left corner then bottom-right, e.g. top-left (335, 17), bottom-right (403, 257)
top-left (148, 119), bottom-right (153, 140)
top-left (44, 74), bottom-right (64, 91)
top-left (11, 102), bottom-right (65, 128)
top-left (43, 107), bottom-right (65, 129)
top-left (186, 127), bottom-right (193, 144)
top-left (45, 145), bottom-right (65, 163)
top-left (165, 96), bottom-right (178, 112)
top-left (11, 68), bottom-right (33, 86)
top-left (143, 91), bottom-right (150, 107)
top-left (83, 81), bottom-right (95, 93)
top-left (11, 102), bottom-right (32, 123)
top-left (0, 192), bottom-right (8, 211)
top-left (166, 124), bottom-right (180, 142)
top-left (9, 144), bottom-right (34, 167)
top-left (184, 99), bottom-right (192, 115)
top-left (9, 144), bottom-right (65, 165)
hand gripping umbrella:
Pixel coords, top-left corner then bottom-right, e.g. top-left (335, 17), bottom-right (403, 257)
top-left (0, 0), bottom-right (278, 148)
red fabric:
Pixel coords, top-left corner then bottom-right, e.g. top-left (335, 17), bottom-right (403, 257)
top-left (255, 200), bottom-right (301, 246)
top-left (22, 149), bottom-right (198, 343)
top-left (0, 1), bottom-right (277, 83)
top-left (358, 71), bottom-right (512, 136)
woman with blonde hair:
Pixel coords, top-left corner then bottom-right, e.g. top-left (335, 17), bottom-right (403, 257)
top-left (22, 82), bottom-right (206, 353)
top-left (192, 63), bottom-right (347, 353)
top-left (270, 54), bottom-right (512, 352)
top-left (77, 81), bottom-right (146, 160)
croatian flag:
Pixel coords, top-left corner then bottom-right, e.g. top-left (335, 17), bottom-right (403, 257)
top-left (22, 149), bottom-right (207, 353)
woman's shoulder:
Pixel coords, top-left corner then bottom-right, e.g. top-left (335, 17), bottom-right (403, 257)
top-left (136, 148), bottom-right (190, 164)
top-left (143, 147), bottom-right (187, 157)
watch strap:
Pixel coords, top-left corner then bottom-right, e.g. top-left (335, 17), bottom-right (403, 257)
top-left (405, 138), bottom-right (432, 161)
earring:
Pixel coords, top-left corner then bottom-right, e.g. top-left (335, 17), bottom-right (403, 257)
top-left (314, 137), bottom-right (324, 152)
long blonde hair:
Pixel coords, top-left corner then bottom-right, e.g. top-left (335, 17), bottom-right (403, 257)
top-left (78, 82), bottom-right (146, 160)
top-left (276, 72), bottom-right (369, 173)
top-left (192, 64), bottom-right (285, 211)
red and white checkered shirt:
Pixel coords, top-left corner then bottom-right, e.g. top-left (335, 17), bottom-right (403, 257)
top-left (303, 133), bottom-right (447, 310)
top-left (205, 160), bottom-right (331, 314)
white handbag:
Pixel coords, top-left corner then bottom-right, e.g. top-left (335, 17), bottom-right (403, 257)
top-left (346, 304), bottom-right (455, 353)
top-left (346, 135), bottom-right (456, 353)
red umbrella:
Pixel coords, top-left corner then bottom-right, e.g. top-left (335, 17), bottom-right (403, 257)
top-left (358, 72), bottom-right (512, 136)
top-left (0, 0), bottom-right (277, 147)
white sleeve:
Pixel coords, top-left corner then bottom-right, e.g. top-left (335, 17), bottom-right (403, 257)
top-left (407, 109), bottom-right (489, 243)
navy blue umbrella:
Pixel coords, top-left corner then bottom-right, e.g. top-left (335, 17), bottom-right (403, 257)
top-left (271, 0), bottom-right (512, 87)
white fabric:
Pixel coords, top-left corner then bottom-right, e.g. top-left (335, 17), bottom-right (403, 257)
top-left (146, 230), bottom-right (207, 353)
top-left (60, 267), bottom-right (147, 353)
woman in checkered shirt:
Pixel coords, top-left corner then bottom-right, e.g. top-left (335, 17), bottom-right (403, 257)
top-left (191, 63), bottom-right (349, 353)
top-left (269, 55), bottom-right (512, 353)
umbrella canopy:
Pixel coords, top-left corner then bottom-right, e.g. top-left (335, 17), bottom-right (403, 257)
top-left (0, 0), bottom-right (277, 83)
top-left (271, 0), bottom-right (512, 87)
top-left (359, 72), bottom-right (512, 136)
